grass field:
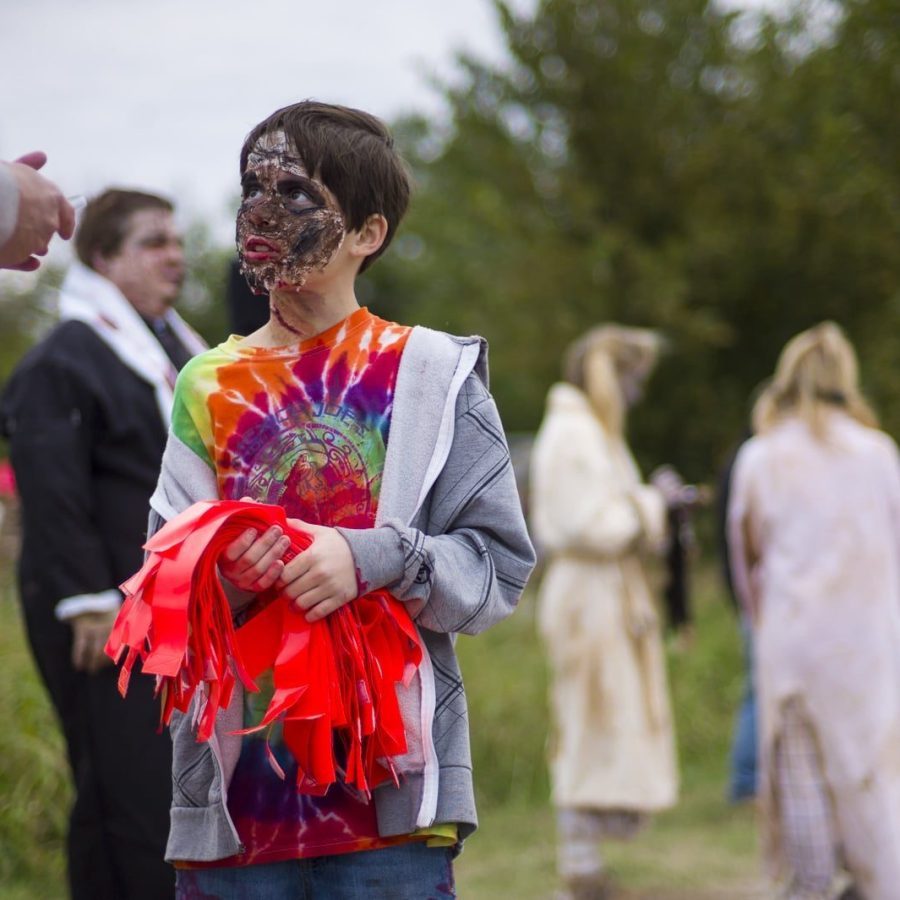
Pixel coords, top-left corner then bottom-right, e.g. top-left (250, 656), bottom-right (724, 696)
top-left (0, 572), bottom-right (70, 899)
top-left (0, 553), bottom-right (763, 898)
top-left (453, 566), bottom-right (762, 898)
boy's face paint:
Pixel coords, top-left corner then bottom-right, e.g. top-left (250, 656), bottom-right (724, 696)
top-left (236, 131), bottom-right (346, 295)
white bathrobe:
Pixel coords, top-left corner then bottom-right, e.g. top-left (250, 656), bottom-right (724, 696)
top-left (530, 383), bottom-right (678, 812)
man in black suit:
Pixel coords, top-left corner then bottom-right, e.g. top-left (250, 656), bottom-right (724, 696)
top-left (1, 189), bottom-right (205, 900)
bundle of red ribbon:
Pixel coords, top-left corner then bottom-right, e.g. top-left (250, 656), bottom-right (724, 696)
top-left (104, 500), bottom-right (422, 797)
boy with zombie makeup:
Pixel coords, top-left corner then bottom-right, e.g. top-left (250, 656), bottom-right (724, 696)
top-left (149, 102), bottom-right (535, 899)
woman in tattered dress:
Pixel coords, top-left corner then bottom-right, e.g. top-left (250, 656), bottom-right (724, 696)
top-left (729, 323), bottom-right (900, 899)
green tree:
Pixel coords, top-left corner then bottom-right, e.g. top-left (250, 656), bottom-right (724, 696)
top-left (367, 0), bottom-right (900, 479)
top-left (0, 267), bottom-right (65, 383)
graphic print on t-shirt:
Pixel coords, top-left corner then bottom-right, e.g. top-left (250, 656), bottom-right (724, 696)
top-left (171, 307), bottom-right (418, 865)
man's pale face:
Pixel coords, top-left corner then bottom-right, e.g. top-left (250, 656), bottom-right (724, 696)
top-left (236, 132), bottom-right (346, 295)
top-left (99, 209), bottom-right (185, 316)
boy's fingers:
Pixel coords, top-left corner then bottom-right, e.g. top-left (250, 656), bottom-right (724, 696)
top-left (304, 604), bottom-right (328, 623)
top-left (236, 526), bottom-right (283, 570)
top-left (280, 551), bottom-right (314, 586)
top-left (305, 595), bottom-right (345, 622)
top-left (245, 533), bottom-right (289, 577)
top-left (252, 559), bottom-right (285, 592)
top-left (286, 516), bottom-right (313, 531)
top-left (283, 566), bottom-right (322, 601)
top-left (294, 583), bottom-right (330, 611)
top-left (223, 528), bottom-right (258, 563)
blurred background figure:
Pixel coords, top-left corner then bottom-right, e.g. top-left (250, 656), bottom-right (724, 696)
top-left (0, 152), bottom-right (75, 271)
top-left (529, 324), bottom-right (693, 900)
top-left (0, 189), bottom-right (206, 900)
top-left (728, 322), bottom-right (900, 900)
top-left (717, 425), bottom-right (759, 804)
top-left (0, 458), bottom-right (14, 532)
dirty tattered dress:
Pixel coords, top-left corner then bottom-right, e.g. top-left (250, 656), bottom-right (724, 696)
top-left (728, 412), bottom-right (900, 898)
top-left (530, 383), bottom-right (678, 815)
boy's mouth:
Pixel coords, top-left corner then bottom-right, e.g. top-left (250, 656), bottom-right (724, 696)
top-left (243, 236), bottom-right (281, 261)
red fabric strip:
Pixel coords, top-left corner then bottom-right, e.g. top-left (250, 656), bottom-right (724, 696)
top-left (105, 500), bottom-right (422, 795)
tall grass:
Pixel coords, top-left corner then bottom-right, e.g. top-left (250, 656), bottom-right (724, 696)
top-left (454, 565), bottom-right (760, 897)
top-left (0, 576), bottom-right (69, 897)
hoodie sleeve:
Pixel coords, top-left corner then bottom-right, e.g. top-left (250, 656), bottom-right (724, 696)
top-left (337, 372), bottom-right (536, 636)
top-left (149, 362), bottom-right (219, 522)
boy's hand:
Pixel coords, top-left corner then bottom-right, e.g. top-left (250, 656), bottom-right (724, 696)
top-left (219, 525), bottom-right (291, 592)
top-left (279, 521), bottom-right (357, 621)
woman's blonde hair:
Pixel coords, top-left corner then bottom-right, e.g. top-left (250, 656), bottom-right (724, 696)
top-left (752, 321), bottom-right (878, 436)
top-left (563, 324), bottom-right (662, 435)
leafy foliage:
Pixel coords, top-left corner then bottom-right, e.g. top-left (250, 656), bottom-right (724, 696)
top-left (366, 0), bottom-right (900, 479)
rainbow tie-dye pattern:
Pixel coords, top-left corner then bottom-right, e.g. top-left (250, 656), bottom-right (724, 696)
top-left (170, 307), bottom-right (457, 866)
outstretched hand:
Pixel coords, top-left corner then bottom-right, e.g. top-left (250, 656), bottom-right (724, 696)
top-left (0, 152), bottom-right (75, 271)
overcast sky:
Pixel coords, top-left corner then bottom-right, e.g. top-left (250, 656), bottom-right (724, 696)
top-left (2, 0), bottom-right (528, 245)
top-left (2, 0), bottom-right (777, 253)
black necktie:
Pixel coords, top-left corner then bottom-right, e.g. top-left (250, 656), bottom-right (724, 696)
top-left (147, 318), bottom-right (193, 372)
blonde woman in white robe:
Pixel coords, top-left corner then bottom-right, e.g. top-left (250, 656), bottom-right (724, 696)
top-left (530, 325), bottom-right (682, 899)
top-left (728, 322), bottom-right (900, 900)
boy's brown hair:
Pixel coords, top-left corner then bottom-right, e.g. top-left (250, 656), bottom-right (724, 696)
top-left (75, 189), bottom-right (174, 268)
top-left (240, 101), bottom-right (411, 272)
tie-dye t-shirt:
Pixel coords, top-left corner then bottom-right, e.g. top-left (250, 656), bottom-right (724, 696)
top-left (170, 307), bottom-right (452, 866)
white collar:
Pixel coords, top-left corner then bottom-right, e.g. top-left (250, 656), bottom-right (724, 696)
top-left (57, 261), bottom-right (206, 423)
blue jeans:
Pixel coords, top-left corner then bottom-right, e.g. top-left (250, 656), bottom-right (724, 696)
top-left (728, 621), bottom-right (758, 801)
top-left (175, 843), bottom-right (456, 900)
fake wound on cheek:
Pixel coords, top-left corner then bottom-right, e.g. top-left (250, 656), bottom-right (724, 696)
top-left (236, 205), bottom-right (346, 294)
top-left (289, 210), bottom-right (343, 256)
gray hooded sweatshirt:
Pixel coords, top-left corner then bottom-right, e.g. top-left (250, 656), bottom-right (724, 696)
top-left (148, 325), bottom-right (536, 863)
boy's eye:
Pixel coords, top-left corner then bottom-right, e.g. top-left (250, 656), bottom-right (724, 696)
top-left (277, 177), bottom-right (321, 207)
top-left (244, 186), bottom-right (263, 201)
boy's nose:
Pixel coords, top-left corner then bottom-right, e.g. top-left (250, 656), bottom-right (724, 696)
top-left (246, 200), bottom-right (277, 227)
